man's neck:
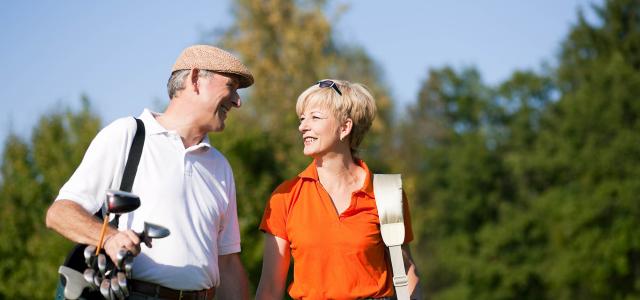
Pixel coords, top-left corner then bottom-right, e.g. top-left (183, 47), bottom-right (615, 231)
top-left (155, 110), bottom-right (206, 149)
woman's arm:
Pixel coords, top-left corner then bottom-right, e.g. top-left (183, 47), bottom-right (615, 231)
top-left (256, 233), bottom-right (291, 300)
top-left (403, 245), bottom-right (422, 300)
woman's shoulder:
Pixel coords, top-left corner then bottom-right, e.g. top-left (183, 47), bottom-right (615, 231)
top-left (272, 175), bottom-right (304, 196)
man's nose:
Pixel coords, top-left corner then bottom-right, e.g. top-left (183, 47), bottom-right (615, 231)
top-left (232, 92), bottom-right (241, 108)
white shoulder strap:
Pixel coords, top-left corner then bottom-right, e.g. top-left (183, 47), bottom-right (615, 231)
top-left (373, 174), bottom-right (410, 300)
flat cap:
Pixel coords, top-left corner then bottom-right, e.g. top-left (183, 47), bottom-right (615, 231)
top-left (172, 45), bottom-right (254, 88)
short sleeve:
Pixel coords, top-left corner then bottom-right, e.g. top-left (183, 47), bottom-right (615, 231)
top-left (56, 117), bottom-right (137, 214)
top-left (259, 181), bottom-right (294, 241)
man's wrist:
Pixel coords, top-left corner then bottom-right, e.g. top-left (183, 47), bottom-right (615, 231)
top-left (102, 233), bottom-right (114, 249)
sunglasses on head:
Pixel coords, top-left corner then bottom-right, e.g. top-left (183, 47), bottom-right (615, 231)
top-left (317, 80), bottom-right (342, 96)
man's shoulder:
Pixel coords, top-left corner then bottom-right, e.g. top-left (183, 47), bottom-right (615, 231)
top-left (99, 116), bottom-right (138, 137)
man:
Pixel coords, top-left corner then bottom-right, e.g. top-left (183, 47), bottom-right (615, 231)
top-left (46, 45), bottom-right (253, 299)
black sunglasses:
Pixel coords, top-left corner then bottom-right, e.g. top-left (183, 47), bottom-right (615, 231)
top-left (317, 80), bottom-right (342, 96)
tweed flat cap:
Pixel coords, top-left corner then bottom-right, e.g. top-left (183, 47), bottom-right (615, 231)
top-left (172, 45), bottom-right (254, 88)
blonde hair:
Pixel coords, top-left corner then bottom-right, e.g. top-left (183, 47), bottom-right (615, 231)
top-left (296, 79), bottom-right (377, 157)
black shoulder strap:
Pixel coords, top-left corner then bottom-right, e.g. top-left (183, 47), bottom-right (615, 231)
top-left (111, 118), bottom-right (145, 227)
top-left (119, 118), bottom-right (145, 192)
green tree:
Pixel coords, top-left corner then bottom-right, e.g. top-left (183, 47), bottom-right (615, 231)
top-left (401, 0), bottom-right (640, 298)
top-left (396, 66), bottom-right (515, 299)
top-left (531, 0), bottom-right (640, 297)
top-left (0, 97), bottom-right (101, 299)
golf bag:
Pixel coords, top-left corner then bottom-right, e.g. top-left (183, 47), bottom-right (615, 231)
top-left (55, 118), bottom-right (145, 300)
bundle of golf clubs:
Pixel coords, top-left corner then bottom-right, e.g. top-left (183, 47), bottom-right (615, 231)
top-left (59, 190), bottom-right (170, 300)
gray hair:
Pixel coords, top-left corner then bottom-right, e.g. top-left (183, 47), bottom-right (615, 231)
top-left (167, 69), bottom-right (216, 99)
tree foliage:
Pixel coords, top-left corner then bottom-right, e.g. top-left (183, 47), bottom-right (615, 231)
top-left (0, 97), bottom-right (100, 299)
top-left (1, 0), bottom-right (639, 299)
top-left (399, 0), bottom-right (640, 299)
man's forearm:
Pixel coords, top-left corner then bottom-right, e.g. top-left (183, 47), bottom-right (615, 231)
top-left (45, 199), bottom-right (115, 246)
top-left (217, 253), bottom-right (249, 300)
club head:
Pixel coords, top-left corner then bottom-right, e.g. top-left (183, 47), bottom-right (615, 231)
top-left (99, 278), bottom-right (111, 299)
top-left (105, 190), bottom-right (140, 214)
top-left (124, 256), bottom-right (133, 279)
top-left (117, 272), bottom-right (128, 297)
top-left (93, 273), bottom-right (102, 289)
top-left (116, 249), bottom-right (128, 270)
top-left (84, 245), bottom-right (96, 267)
top-left (98, 254), bottom-right (107, 277)
top-left (83, 268), bottom-right (96, 289)
top-left (141, 222), bottom-right (171, 239)
top-left (111, 277), bottom-right (124, 300)
top-left (59, 266), bottom-right (91, 299)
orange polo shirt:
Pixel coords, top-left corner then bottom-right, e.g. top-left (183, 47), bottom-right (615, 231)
top-left (260, 160), bottom-right (413, 300)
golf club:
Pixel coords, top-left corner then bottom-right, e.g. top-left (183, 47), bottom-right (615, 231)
top-left (116, 248), bottom-right (128, 270)
top-left (83, 268), bottom-right (97, 290)
top-left (59, 266), bottom-right (91, 300)
top-left (139, 221), bottom-right (171, 240)
top-left (98, 253), bottom-right (106, 278)
top-left (111, 277), bottom-right (125, 300)
top-left (84, 245), bottom-right (96, 268)
top-left (93, 273), bottom-right (101, 290)
top-left (100, 278), bottom-right (111, 300)
top-left (116, 222), bottom-right (171, 274)
top-left (124, 256), bottom-right (133, 279)
top-left (117, 272), bottom-right (128, 297)
top-left (95, 190), bottom-right (141, 255)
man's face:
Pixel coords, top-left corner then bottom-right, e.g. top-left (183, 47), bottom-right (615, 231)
top-left (195, 72), bottom-right (241, 132)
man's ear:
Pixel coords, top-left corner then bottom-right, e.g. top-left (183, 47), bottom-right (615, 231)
top-left (190, 68), bottom-right (200, 93)
top-left (340, 118), bottom-right (353, 141)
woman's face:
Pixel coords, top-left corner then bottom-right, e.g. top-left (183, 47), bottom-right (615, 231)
top-left (298, 103), bottom-right (344, 158)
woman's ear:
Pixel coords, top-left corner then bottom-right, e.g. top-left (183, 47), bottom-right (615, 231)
top-left (340, 118), bottom-right (353, 141)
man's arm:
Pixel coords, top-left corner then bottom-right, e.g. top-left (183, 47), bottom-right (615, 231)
top-left (255, 233), bottom-right (290, 300)
top-left (46, 199), bottom-right (141, 261)
top-left (217, 252), bottom-right (249, 300)
top-left (402, 244), bottom-right (422, 300)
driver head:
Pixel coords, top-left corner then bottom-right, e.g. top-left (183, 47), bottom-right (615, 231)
top-left (105, 190), bottom-right (140, 214)
top-left (143, 222), bottom-right (171, 239)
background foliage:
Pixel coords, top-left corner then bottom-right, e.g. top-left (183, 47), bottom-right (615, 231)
top-left (0, 0), bottom-right (638, 299)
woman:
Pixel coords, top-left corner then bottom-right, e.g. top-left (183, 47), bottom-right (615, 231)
top-left (256, 79), bottom-right (420, 300)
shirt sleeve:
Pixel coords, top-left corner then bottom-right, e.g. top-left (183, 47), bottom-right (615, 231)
top-left (217, 161), bottom-right (242, 255)
top-left (56, 118), bottom-right (136, 214)
top-left (259, 181), bottom-right (293, 241)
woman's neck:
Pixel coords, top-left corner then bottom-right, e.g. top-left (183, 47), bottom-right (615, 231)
top-left (315, 153), bottom-right (362, 189)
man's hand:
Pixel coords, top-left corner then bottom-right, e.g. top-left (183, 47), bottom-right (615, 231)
top-left (102, 230), bottom-right (142, 264)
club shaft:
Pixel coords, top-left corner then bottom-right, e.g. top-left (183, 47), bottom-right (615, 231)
top-left (95, 217), bottom-right (110, 255)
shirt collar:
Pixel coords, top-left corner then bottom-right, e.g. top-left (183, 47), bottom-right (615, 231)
top-left (139, 109), bottom-right (168, 135)
top-left (139, 108), bottom-right (211, 150)
top-left (298, 159), bottom-right (375, 198)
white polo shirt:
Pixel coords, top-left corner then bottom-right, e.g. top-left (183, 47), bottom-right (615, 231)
top-left (56, 109), bottom-right (241, 290)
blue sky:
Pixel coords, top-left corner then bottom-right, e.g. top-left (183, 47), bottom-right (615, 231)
top-left (1, 0), bottom-right (599, 151)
